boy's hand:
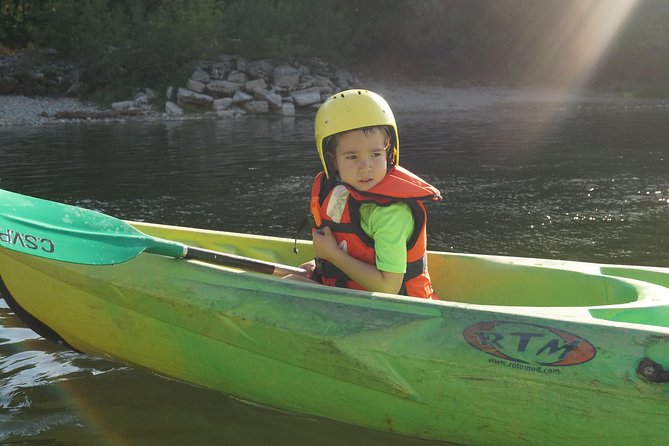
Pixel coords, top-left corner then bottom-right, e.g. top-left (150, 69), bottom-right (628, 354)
top-left (311, 226), bottom-right (404, 295)
top-left (298, 260), bottom-right (317, 280)
top-left (312, 226), bottom-right (340, 261)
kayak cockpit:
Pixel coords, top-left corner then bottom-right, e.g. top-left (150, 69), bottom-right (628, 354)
top-left (427, 253), bottom-right (640, 307)
top-left (128, 221), bottom-right (661, 309)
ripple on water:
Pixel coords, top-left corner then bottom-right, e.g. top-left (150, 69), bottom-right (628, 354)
top-left (0, 301), bottom-right (128, 442)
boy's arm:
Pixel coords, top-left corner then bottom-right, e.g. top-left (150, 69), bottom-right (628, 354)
top-left (312, 227), bottom-right (404, 294)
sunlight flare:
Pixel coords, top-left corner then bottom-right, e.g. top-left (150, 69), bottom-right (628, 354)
top-left (522, 0), bottom-right (641, 89)
top-left (491, 0), bottom-right (643, 154)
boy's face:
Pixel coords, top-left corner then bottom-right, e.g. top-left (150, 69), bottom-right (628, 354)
top-left (331, 128), bottom-right (389, 191)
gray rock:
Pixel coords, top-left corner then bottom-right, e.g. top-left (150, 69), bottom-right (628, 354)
top-left (281, 102), bottom-right (296, 116)
top-left (309, 57), bottom-right (331, 76)
top-left (206, 80), bottom-right (242, 96)
top-left (242, 100), bottom-right (269, 114)
top-left (133, 92), bottom-right (152, 106)
top-left (253, 89), bottom-right (282, 109)
top-left (232, 90), bottom-right (253, 104)
top-left (244, 78), bottom-right (267, 92)
top-left (191, 68), bottom-right (211, 83)
top-left (213, 97), bottom-right (233, 110)
top-left (294, 77), bottom-right (318, 90)
top-left (245, 59), bottom-right (274, 80)
top-left (111, 100), bottom-right (135, 111)
top-left (334, 68), bottom-right (355, 88)
top-left (165, 101), bottom-right (183, 115)
top-left (296, 63), bottom-right (311, 76)
top-left (209, 65), bottom-right (227, 80)
top-left (186, 79), bottom-right (206, 93)
top-left (216, 109), bottom-right (237, 118)
top-left (227, 70), bottom-right (247, 84)
top-left (273, 63), bottom-right (301, 88)
top-left (319, 86), bottom-right (335, 97)
top-left (313, 74), bottom-right (336, 89)
top-left (176, 87), bottom-right (214, 107)
top-left (210, 60), bottom-right (233, 79)
top-left (290, 87), bottom-right (321, 107)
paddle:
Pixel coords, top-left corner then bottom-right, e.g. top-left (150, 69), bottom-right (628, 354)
top-left (0, 189), bottom-right (305, 276)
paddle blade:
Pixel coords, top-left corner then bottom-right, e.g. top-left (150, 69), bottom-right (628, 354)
top-left (0, 189), bottom-right (183, 265)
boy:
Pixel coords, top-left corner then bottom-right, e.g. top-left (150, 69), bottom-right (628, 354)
top-left (303, 89), bottom-right (442, 299)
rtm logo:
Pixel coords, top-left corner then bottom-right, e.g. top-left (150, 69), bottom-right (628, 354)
top-left (463, 321), bottom-right (596, 366)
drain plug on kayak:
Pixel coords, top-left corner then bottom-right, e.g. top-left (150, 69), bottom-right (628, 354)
top-left (637, 358), bottom-right (669, 383)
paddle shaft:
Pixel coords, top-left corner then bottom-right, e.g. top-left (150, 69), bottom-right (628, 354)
top-left (184, 246), bottom-right (305, 276)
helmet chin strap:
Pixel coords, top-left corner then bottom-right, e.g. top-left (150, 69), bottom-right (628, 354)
top-left (388, 145), bottom-right (398, 169)
top-left (323, 150), bottom-right (338, 180)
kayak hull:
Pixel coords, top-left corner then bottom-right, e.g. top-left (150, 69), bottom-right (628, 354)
top-left (1, 221), bottom-right (669, 445)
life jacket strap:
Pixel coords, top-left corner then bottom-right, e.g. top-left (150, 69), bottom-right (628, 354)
top-left (404, 256), bottom-right (427, 281)
top-left (322, 221), bottom-right (356, 234)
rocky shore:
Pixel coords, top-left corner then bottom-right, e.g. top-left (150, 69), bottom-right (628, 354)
top-left (4, 85), bottom-right (669, 128)
top-left (0, 52), bottom-right (360, 126)
top-left (3, 53), bottom-right (669, 127)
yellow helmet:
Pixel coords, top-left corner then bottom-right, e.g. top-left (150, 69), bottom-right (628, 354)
top-left (315, 89), bottom-right (399, 178)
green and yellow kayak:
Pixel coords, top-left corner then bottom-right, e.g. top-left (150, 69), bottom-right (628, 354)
top-left (1, 220), bottom-right (669, 445)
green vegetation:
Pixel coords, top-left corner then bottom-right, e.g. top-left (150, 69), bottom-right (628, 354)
top-left (2, 0), bottom-right (669, 98)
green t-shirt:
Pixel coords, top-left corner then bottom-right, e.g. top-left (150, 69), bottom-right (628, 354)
top-left (359, 202), bottom-right (414, 274)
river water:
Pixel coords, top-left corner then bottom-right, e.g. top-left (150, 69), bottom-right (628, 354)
top-left (1, 97), bottom-right (668, 445)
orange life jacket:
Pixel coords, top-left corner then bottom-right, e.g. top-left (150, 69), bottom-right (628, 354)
top-left (310, 166), bottom-right (442, 299)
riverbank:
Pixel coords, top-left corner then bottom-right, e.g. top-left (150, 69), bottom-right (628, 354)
top-left (0, 95), bottom-right (101, 126)
top-left (2, 81), bottom-right (669, 127)
top-left (361, 75), bottom-right (669, 114)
